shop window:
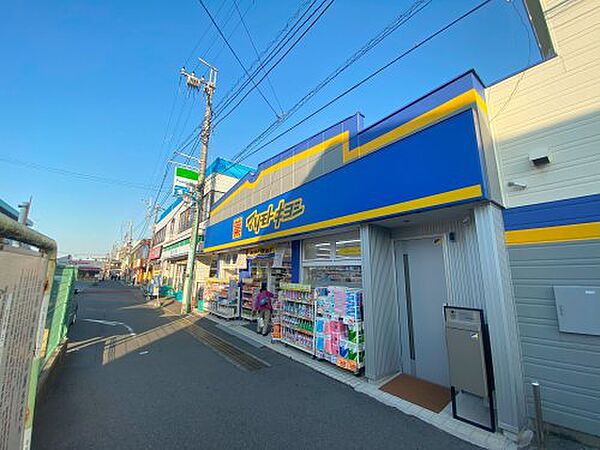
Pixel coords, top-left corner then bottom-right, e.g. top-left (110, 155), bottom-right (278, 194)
top-left (153, 227), bottom-right (166, 245)
top-left (209, 257), bottom-right (218, 278)
top-left (303, 230), bottom-right (361, 263)
top-left (178, 206), bottom-right (195, 232)
top-left (303, 238), bottom-right (332, 261)
top-left (304, 265), bottom-right (362, 288)
top-left (302, 230), bottom-right (362, 288)
top-left (335, 236), bottom-right (361, 260)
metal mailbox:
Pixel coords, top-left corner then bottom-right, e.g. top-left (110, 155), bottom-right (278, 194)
top-left (444, 306), bottom-right (495, 432)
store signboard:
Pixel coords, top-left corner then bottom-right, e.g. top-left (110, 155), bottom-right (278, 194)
top-left (162, 239), bottom-right (190, 259)
top-left (232, 217), bottom-right (243, 239)
top-left (173, 167), bottom-right (199, 196)
top-left (149, 246), bottom-right (162, 260)
top-left (246, 247), bottom-right (275, 258)
top-left (204, 107), bottom-right (488, 253)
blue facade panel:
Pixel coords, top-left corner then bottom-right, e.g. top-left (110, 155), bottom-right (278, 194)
top-left (291, 240), bottom-right (301, 283)
top-left (503, 193), bottom-right (600, 230)
top-left (205, 109), bottom-right (487, 251)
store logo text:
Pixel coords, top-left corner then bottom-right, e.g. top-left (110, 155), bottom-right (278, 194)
top-left (245, 198), bottom-right (305, 235)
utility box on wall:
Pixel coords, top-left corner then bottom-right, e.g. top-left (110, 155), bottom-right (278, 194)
top-left (553, 286), bottom-right (600, 336)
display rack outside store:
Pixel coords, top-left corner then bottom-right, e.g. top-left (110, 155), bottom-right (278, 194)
top-left (271, 293), bottom-right (282, 341)
top-left (314, 286), bottom-right (365, 374)
top-left (204, 278), bottom-right (239, 319)
top-left (278, 282), bottom-right (314, 354)
top-left (241, 278), bottom-right (261, 321)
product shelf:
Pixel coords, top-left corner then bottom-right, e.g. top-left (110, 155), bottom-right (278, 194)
top-left (204, 278), bottom-right (240, 320)
top-left (282, 311), bottom-right (314, 321)
top-left (282, 325), bottom-right (313, 336)
top-left (280, 337), bottom-right (313, 354)
top-left (280, 298), bottom-right (313, 306)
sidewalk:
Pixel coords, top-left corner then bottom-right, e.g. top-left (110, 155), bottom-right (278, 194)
top-left (197, 309), bottom-right (516, 450)
top-left (150, 298), bottom-right (594, 450)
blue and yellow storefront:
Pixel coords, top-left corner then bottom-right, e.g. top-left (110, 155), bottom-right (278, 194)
top-left (204, 71), bottom-right (528, 435)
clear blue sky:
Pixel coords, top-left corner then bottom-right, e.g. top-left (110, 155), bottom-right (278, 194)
top-left (0, 0), bottom-right (539, 256)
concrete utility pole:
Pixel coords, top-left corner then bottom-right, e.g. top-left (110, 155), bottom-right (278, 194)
top-left (180, 59), bottom-right (217, 315)
top-left (18, 196), bottom-right (32, 225)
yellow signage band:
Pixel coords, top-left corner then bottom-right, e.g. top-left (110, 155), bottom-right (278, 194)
top-left (210, 89), bottom-right (488, 222)
top-left (203, 184), bottom-right (483, 253)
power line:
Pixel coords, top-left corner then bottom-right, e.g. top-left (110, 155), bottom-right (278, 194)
top-left (223, 0), bottom-right (431, 165)
top-left (215, 0), bottom-right (314, 115)
top-left (149, 77), bottom-right (183, 183)
top-left (183, 0), bottom-right (229, 68)
top-left (231, 0), bottom-right (494, 166)
top-left (152, 82), bottom-right (197, 181)
top-left (202, 1), bottom-right (240, 64)
top-left (195, 0), bottom-right (280, 117)
top-left (206, 1), bottom-right (254, 68)
top-left (233, 0), bottom-right (284, 114)
top-left (490, 0), bottom-right (532, 121)
top-left (214, 0), bottom-right (330, 120)
top-left (0, 156), bottom-right (167, 192)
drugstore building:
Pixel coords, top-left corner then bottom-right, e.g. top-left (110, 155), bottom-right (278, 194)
top-left (204, 71), bottom-right (527, 435)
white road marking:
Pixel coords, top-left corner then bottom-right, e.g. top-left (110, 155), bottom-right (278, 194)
top-left (82, 318), bottom-right (136, 336)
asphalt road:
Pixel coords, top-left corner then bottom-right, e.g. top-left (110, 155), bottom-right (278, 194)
top-left (32, 280), bottom-right (477, 450)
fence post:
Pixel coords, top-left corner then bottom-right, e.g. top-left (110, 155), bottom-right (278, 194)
top-left (532, 381), bottom-right (546, 450)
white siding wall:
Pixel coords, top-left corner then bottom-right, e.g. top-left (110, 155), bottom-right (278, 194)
top-left (203, 172), bottom-right (239, 196)
top-left (508, 240), bottom-right (600, 437)
top-left (487, 0), bottom-right (600, 207)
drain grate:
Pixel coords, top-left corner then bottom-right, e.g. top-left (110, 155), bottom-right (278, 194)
top-left (183, 323), bottom-right (269, 372)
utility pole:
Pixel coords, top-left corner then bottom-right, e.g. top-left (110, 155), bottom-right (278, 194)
top-left (18, 196), bottom-right (32, 225)
top-left (180, 59), bottom-right (217, 315)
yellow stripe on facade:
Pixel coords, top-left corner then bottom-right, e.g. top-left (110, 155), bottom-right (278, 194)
top-left (209, 131), bottom-right (350, 217)
top-left (203, 184), bottom-right (483, 253)
top-left (505, 221), bottom-right (600, 246)
top-left (343, 89), bottom-right (488, 162)
top-left (211, 89), bottom-right (487, 221)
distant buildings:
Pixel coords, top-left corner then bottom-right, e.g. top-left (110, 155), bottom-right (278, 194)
top-left (57, 255), bottom-right (104, 280)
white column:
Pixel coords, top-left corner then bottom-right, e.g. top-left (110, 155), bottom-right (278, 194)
top-left (474, 203), bottom-right (527, 435)
top-left (360, 224), bottom-right (401, 381)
